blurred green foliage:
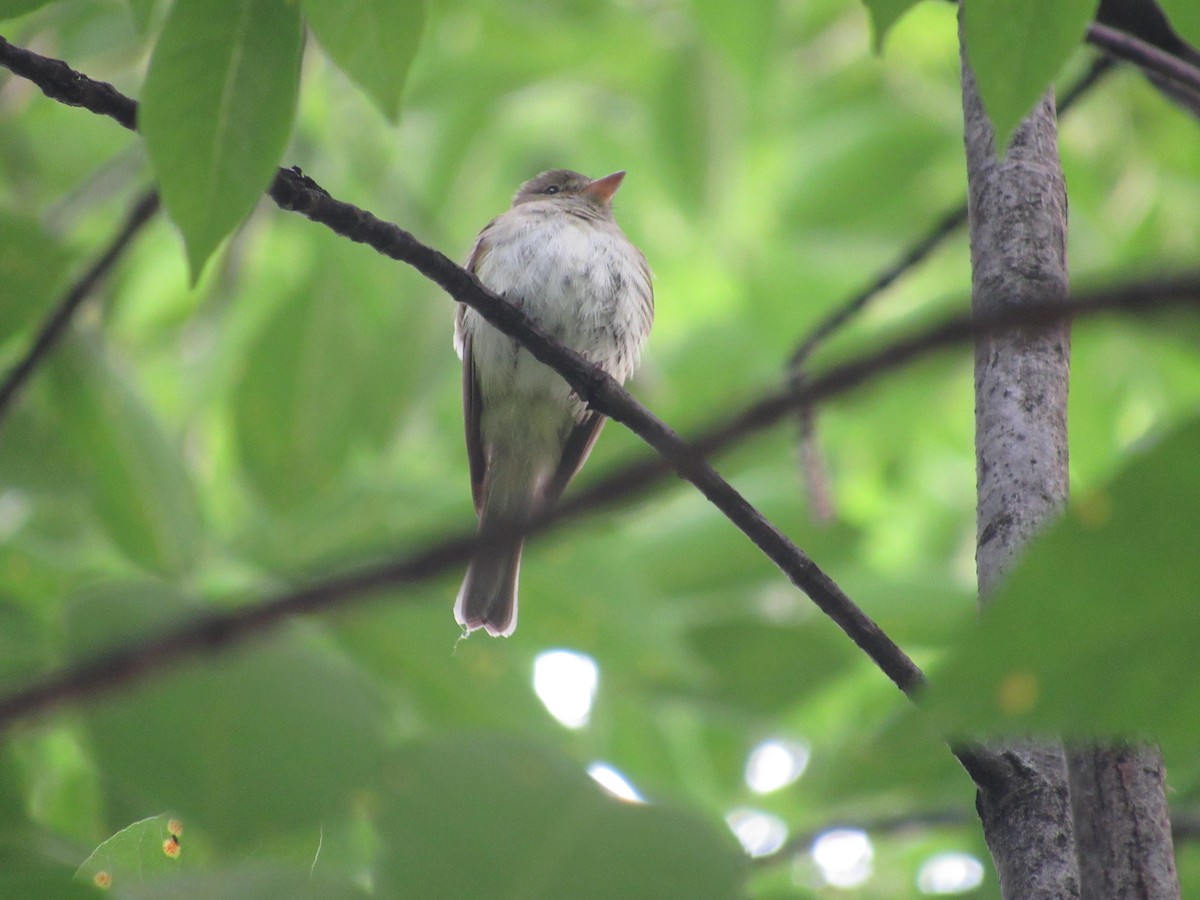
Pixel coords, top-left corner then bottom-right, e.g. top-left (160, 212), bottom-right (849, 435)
top-left (0, 0), bottom-right (1198, 897)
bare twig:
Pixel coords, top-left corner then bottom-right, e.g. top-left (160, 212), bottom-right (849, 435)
top-left (0, 35), bottom-right (137, 128)
top-left (784, 199), bottom-right (964, 519)
top-left (785, 57), bottom-right (1111, 376)
top-left (0, 191), bottom-right (159, 427)
top-left (787, 205), bottom-right (968, 373)
top-left (1087, 22), bottom-right (1200, 99)
top-left (266, 174), bottom-right (924, 694)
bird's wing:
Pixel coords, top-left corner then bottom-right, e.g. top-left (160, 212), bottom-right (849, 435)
top-left (465, 218), bottom-right (496, 277)
top-left (459, 226), bottom-right (498, 516)
top-left (459, 326), bottom-right (488, 515)
top-left (542, 412), bottom-right (606, 508)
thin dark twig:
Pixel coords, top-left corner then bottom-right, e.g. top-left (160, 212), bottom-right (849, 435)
top-left (267, 169), bottom-right (926, 695)
top-left (782, 56), bottom-right (1111, 517)
top-left (0, 191), bottom-right (159, 427)
top-left (1, 275), bottom-right (1197, 729)
top-left (0, 35), bottom-right (137, 129)
top-left (788, 206), bottom-right (967, 373)
top-left (1088, 22), bottom-right (1200, 98)
top-left (785, 56), bottom-right (1111, 376)
top-left (0, 530), bottom-right (479, 726)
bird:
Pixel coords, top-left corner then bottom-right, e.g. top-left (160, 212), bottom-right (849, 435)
top-left (453, 169), bottom-right (654, 636)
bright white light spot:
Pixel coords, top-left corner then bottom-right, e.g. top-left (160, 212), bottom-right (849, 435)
top-left (754, 584), bottom-right (802, 621)
top-left (745, 738), bottom-right (811, 794)
top-left (917, 852), bottom-right (985, 894)
top-left (726, 808), bottom-right (789, 858)
top-left (587, 762), bottom-right (644, 803)
top-left (0, 491), bottom-right (30, 540)
top-left (812, 829), bottom-right (873, 888)
top-left (533, 649), bottom-right (598, 729)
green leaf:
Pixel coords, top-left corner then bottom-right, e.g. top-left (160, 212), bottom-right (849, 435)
top-left (66, 582), bottom-right (388, 848)
top-left (861, 0), bottom-right (925, 52)
top-left (74, 814), bottom-right (183, 889)
top-left (46, 334), bottom-right (202, 577)
top-left (0, 856), bottom-right (94, 900)
top-left (232, 250), bottom-right (373, 509)
top-left (917, 416), bottom-right (1200, 754)
top-left (140, 0), bottom-right (303, 279)
top-left (0, 211), bottom-right (72, 345)
top-left (302, 0), bottom-right (425, 122)
top-left (1159, 0), bottom-right (1200, 47)
top-left (124, 0), bottom-right (161, 35)
top-left (689, 621), bottom-right (858, 713)
top-left (113, 866), bottom-right (363, 900)
top-left (375, 735), bottom-right (748, 899)
top-left (961, 0), bottom-right (1099, 150)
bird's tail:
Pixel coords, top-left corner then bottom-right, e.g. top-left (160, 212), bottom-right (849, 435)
top-left (455, 520), bottom-right (524, 637)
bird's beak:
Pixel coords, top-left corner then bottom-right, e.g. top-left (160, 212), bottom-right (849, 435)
top-left (581, 171), bottom-right (626, 204)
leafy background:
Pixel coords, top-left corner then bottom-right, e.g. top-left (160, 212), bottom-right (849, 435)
top-left (1, 0), bottom-right (1199, 897)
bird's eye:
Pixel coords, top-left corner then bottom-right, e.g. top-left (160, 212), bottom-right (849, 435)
top-left (543, 185), bottom-right (560, 195)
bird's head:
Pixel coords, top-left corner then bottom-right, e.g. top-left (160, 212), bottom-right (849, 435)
top-left (512, 169), bottom-right (626, 213)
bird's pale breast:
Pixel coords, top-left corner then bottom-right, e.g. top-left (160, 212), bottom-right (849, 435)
top-left (462, 203), bottom-right (652, 404)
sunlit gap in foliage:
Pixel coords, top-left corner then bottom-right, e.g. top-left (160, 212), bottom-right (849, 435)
top-left (811, 829), bottom-right (873, 888)
top-left (587, 762), bottom-right (645, 803)
top-left (917, 852), bottom-right (985, 894)
top-left (532, 649), bottom-right (598, 729)
top-left (0, 490), bottom-right (30, 540)
top-left (725, 809), bottom-right (788, 858)
top-left (744, 738), bottom-right (810, 794)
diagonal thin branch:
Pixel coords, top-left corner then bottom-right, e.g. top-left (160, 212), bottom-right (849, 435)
top-left (0, 273), bottom-right (1197, 729)
top-left (785, 54), bottom-right (1112, 376)
top-left (787, 204), bottom-right (967, 373)
top-left (1087, 22), bottom-right (1200, 100)
top-left (0, 35), bottom-right (137, 129)
top-left (0, 191), bottom-right (159, 427)
top-left (268, 175), bottom-right (924, 697)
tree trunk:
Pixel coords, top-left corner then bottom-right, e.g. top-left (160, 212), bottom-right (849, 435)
top-left (959, 14), bottom-right (1179, 899)
top-left (959, 15), bottom-right (1078, 900)
top-left (1068, 744), bottom-right (1179, 898)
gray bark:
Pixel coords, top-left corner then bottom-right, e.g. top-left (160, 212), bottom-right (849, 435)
top-left (1068, 744), bottom-right (1180, 899)
top-left (960, 19), bottom-right (1078, 900)
top-left (968, 743), bottom-right (1079, 899)
top-left (960, 18), bottom-right (1179, 900)
top-left (961, 96), bottom-right (1071, 601)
